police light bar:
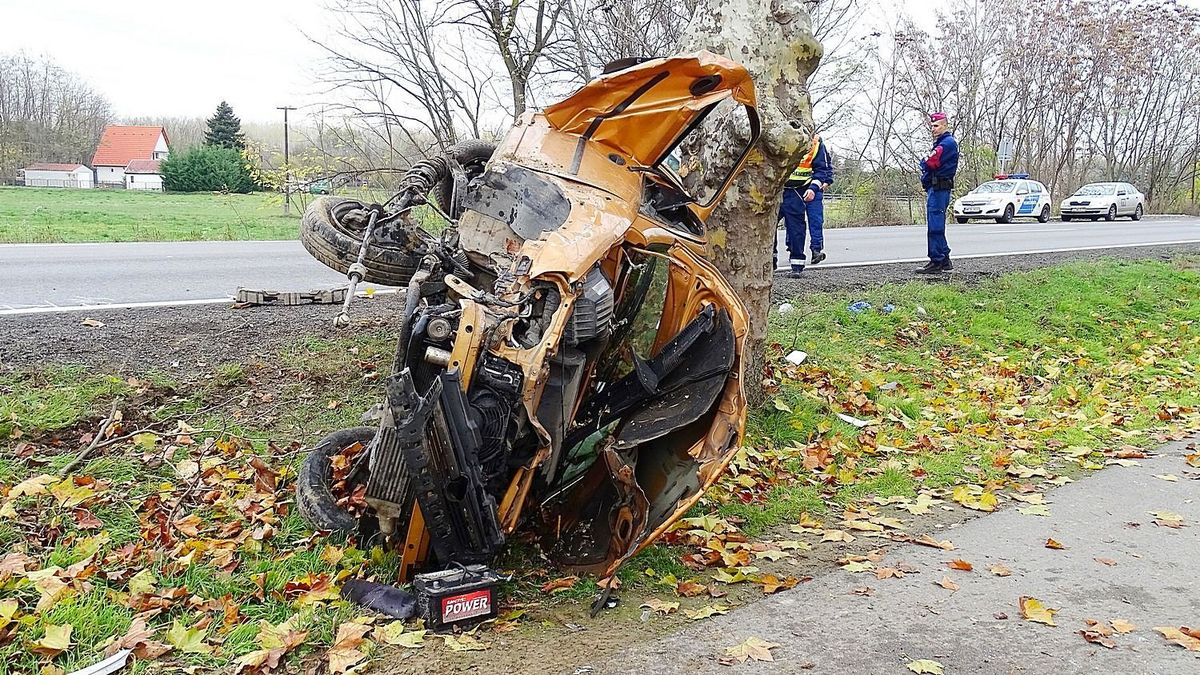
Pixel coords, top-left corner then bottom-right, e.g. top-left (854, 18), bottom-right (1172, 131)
top-left (993, 173), bottom-right (1029, 180)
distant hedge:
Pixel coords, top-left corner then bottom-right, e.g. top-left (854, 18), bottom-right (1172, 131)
top-left (161, 146), bottom-right (255, 193)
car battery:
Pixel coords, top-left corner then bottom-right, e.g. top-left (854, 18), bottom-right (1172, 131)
top-left (414, 565), bottom-right (501, 631)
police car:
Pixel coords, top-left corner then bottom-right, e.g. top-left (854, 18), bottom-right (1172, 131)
top-left (952, 174), bottom-right (1053, 224)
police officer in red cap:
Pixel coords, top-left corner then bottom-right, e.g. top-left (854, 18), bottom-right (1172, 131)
top-left (917, 112), bottom-right (959, 274)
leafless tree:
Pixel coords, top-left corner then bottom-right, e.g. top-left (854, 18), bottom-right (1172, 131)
top-left (309, 0), bottom-right (502, 152)
top-left (0, 53), bottom-right (111, 179)
top-left (549, 0), bottom-right (691, 82)
top-left (452, 0), bottom-right (564, 115)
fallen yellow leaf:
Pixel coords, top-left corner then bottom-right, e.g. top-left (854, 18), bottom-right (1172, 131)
top-left (1019, 596), bottom-right (1058, 626)
top-left (1111, 619), bottom-right (1136, 634)
top-left (722, 636), bottom-right (779, 663)
top-left (907, 659), bottom-right (945, 674)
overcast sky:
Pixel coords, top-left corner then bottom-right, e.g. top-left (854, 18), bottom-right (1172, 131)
top-left (0, 0), bottom-right (330, 122)
top-left (4, 0), bottom-right (1199, 124)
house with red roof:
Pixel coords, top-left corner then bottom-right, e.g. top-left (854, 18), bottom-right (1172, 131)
top-left (92, 125), bottom-right (170, 188)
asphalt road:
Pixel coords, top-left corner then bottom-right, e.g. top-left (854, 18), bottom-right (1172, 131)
top-left (595, 438), bottom-right (1200, 674)
top-left (1, 215), bottom-right (1198, 313)
top-left (776, 214), bottom-right (1200, 268)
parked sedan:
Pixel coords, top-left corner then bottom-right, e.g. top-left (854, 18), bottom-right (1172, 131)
top-left (1060, 182), bottom-right (1145, 221)
top-left (952, 174), bottom-right (1052, 224)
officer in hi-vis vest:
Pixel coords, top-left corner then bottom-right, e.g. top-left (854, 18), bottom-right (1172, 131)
top-left (779, 135), bottom-right (834, 277)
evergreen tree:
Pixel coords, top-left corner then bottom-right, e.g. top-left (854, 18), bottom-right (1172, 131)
top-left (161, 145), bottom-right (256, 193)
top-left (204, 101), bottom-right (245, 150)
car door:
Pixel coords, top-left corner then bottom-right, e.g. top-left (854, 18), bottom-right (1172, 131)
top-left (1115, 185), bottom-right (1131, 215)
top-left (1015, 181), bottom-right (1037, 216)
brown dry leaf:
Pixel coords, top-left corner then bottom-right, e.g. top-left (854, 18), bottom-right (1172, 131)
top-left (722, 636), bottom-right (779, 664)
top-left (936, 576), bottom-right (960, 591)
top-left (1094, 557), bottom-right (1117, 567)
top-left (107, 617), bottom-right (171, 660)
top-left (326, 622), bottom-right (372, 673)
top-left (851, 586), bottom-right (874, 596)
top-left (875, 567), bottom-right (904, 580)
top-left (540, 576), bottom-right (579, 593)
top-left (640, 598), bottom-right (679, 615)
top-left (676, 580), bottom-right (708, 597)
top-left (1019, 596), bottom-right (1058, 626)
top-left (1155, 626), bottom-right (1200, 651)
top-left (911, 534), bottom-right (956, 551)
top-left (759, 574), bottom-right (800, 595)
top-left (1079, 629), bottom-right (1116, 649)
top-left (81, 318), bottom-right (106, 328)
top-left (989, 564), bottom-right (1012, 577)
top-left (947, 559), bottom-right (974, 572)
top-left (1083, 618), bottom-right (1114, 637)
top-left (1045, 538), bottom-right (1065, 550)
top-left (1111, 619), bottom-right (1136, 634)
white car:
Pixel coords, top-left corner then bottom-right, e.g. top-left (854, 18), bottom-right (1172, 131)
top-left (1060, 182), bottom-right (1145, 221)
top-left (953, 174), bottom-right (1052, 224)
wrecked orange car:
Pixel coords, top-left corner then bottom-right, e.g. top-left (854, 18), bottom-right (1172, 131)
top-left (296, 51), bottom-right (760, 622)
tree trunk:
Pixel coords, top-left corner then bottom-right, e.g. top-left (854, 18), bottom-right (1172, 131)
top-left (680, 0), bottom-right (822, 406)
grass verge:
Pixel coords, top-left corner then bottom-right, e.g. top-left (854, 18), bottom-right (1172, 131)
top-left (1, 257), bottom-right (1199, 673)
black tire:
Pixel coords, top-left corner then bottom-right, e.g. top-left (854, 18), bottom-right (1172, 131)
top-left (296, 427), bottom-right (378, 534)
top-left (433, 139), bottom-right (497, 217)
top-left (300, 197), bottom-right (421, 287)
top-left (998, 204), bottom-right (1015, 224)
top-left (1037, 205), bottom-right (1050, 223)
top-left (1132, 204), bottom-right (1143, 221)
top-left (955, 217), bottom-right (968, 224)
top-left (1105, 204), bottom-right (1117, 221)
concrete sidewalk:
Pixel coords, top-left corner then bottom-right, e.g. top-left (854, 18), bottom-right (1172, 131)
top-left (593, 440), bottom-right (1200, 674)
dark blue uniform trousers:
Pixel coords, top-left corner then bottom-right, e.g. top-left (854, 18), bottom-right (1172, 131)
top-left (779, 185), bottom-right (824, 268)
top-left (925, 188), bottom-right (952, 262)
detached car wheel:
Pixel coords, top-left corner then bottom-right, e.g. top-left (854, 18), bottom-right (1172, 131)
top-left (300, 197), bottom-right (421, 287)
top-left (296, 427), bottom-right (378, 535)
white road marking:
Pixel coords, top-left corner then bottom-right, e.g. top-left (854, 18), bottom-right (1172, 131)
top-left (0, 297), bottom-right (234, 316)
top-left (777, 238), bottom-right (1200, 270)
top-left (0, 288), bottom-right (399, 317)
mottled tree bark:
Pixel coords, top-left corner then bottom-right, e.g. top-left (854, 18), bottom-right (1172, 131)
top-left (681, 1), bottom-right (823, 405)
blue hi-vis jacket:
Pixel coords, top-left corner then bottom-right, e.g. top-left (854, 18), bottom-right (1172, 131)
top-left (788, 137), bottom-right (834, 188)
top-left (920, 131), bottom-right (959, 189)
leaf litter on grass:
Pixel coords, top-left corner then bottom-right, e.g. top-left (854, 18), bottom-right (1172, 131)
top-left (5, 259), bottom-right (1200, 672)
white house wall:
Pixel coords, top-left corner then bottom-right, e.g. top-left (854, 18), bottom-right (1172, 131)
top-left (126, 173), bottom-right (164, 191)
top-left (153, 134), bottom-right (169, 160)
top-left (95, 165), bottom-right (125, 186)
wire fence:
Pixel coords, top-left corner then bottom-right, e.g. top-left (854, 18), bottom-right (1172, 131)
top-left (12, 178), bottom-right (94, 189)
top-left (823, 193), bottom-right (923, 227)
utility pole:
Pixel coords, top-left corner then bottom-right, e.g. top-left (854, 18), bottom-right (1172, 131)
top-left (277, 106), bottom-right (296, 215)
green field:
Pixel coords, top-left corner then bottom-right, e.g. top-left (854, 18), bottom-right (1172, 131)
top-left (0, 187), bottom-right (300, 243)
